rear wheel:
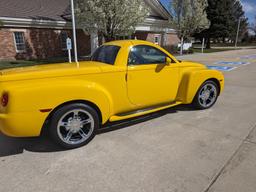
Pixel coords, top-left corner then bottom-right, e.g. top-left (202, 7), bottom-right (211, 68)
top-left (49, 103), bottom-right (99, 149)
top-left (193, 80), bottom-right (219, 109)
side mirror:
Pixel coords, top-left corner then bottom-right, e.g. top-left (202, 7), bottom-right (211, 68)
top-left (165, 57), bottom-right (172, 65)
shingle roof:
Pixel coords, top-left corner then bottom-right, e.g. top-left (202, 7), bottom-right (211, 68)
top-left (0, 0), bottom-right (70, 21)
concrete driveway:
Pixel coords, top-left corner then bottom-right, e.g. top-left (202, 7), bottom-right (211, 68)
top-left (1, 49), bottom-right (256, 192)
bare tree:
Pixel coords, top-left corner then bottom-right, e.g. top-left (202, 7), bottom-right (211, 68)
top-left (171, 0), bottom-right (209, 42)
top-left (253, 16), bottom-right (256, 34)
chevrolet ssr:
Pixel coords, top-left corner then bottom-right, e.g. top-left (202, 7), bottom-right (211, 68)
top-left (0, 40), bottom-right (224, 148)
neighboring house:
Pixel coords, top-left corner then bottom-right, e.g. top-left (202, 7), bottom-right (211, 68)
top-left (0, 0), bottom-right (179, 60)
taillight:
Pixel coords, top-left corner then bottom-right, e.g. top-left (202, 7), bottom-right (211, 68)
top-left (1, 92), bottom-right (9, 107)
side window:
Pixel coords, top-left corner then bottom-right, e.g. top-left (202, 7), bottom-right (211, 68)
top-left (13, 32), bottom-right (26, 53)
top-left (128, 45), bottom-right (170, 65)
top-left (91, 45), bottom-right (120, 65)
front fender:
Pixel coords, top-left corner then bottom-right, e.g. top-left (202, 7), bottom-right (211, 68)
top-left (176, 69), bottom-right (224, 104)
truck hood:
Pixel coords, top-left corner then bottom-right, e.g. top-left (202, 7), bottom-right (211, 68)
top-left (0, 61), bottom-right (104, 82)
top-left (179, 60), bottom-right (207, 69)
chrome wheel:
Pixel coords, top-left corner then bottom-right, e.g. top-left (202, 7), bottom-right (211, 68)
top-left (198, 83), bottom-right (217, 108)
top-left (57, 109), bottom-right (95, 145)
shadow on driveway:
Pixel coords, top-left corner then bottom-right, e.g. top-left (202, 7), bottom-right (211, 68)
top-left (0, 105), bottom-right (194, 157)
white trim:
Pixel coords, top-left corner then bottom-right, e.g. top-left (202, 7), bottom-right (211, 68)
top-left (136, 17), bottom-right (176, 33)
top-left (0, 17), bottom-right (66, 23)
top-left (0, 16), bottom-right (173, 31)
top-left (135, 24), bottom-right (176, 33)
top-left (144, 17), bottom-right (169, 25)
top-left (144, 0), bottom-right (171, 20)
top-left (0, 17), bottom-right (71, 29)
top-left (9, 28), bottom-right (27, 32)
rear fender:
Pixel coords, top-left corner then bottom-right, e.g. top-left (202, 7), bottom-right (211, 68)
top-left (7, 79), bottom-right (113, 124)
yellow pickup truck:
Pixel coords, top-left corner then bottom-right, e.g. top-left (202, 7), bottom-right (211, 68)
top-left (0, 40), bottom-right (224, 148)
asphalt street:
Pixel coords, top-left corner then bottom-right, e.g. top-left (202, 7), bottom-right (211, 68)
top-left (0, 49), bottom-right (256, 192)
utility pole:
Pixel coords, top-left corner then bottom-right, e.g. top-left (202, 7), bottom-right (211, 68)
top-left (235, 17), bottom-right (241, 49)
top-left (71, 0), bottom-right (78, 65)
top-left (180, 0), bottom-right (184, 55)
top-left (202, 38), bottom-right (205, 53)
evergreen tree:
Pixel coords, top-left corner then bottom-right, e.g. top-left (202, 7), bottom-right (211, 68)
top-left (205, 0), bottom-right (234, 47)
top-left (195, 0), bottom-right (248, 48)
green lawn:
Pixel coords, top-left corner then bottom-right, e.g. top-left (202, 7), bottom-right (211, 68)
top-left (0, 57), bottom-right (68, 70)
top-left (192, 47), bottom-right (238, 53)
top-left (211, 43), bottom-right (256, 47)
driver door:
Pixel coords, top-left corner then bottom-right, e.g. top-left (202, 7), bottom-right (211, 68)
top-left (127, 45), bottom-right (180, 107)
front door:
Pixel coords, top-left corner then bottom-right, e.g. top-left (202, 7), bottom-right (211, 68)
top-left (127, 45), bottom-right (180, 107)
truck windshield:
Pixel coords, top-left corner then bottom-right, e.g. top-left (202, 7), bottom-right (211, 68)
top-left (91, 45), bottom-right (120, 65)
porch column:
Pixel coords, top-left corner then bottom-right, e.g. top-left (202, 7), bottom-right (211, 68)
top-left (90, 32), bottom-right (99, 54)
top-left (162, 32), bottom-right (168, 46)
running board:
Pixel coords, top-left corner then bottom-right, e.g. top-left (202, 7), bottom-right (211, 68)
top-left (109, 101), bottom-right (182, 122)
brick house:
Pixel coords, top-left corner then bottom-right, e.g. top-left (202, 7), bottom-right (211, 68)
top-left (0, 0), bottom-right (179, 60)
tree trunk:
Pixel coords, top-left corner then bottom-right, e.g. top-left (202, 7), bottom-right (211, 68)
top-left (98, 33), bottom-right (104, 46)
top-left (222, 37), bottom-right (226, 43)
top-left (206, 37), bottom-right (211, 49)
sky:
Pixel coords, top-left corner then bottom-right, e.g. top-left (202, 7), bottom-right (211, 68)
top-left (160, 0), bottom-right (256, 24)
top-left (241, 0), bottom-right (256, 23)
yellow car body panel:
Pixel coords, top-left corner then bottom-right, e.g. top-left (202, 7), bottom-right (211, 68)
top-left (0, 40), bottom-right (224, 137)
top-left (127, 63), bottom-right (180, 107)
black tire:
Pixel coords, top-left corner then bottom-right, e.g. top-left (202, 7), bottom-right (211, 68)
top-left (49, 103), bottom-right (99, 149)
top-left (192, 80), bottom-right (219, 110)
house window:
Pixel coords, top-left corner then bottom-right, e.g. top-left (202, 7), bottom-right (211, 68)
top-left (13, 32), bottom-right (26, 52)
top-left (60, 31), bottom-right (68, 50)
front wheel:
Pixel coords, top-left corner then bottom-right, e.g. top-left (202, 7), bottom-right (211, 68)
top-left (193, 80), bottom-right (219, 109)
top-left (49, 103), bottom-right (99, 149)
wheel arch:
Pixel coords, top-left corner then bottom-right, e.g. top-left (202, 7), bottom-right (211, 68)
top-left (41, 100), bottom-right (103, 136)
top-left (191, 78), bottom-right (220, 109)
top-left (206, 78), bottom-right (221, 95)
top-left (190, 78), bottom-right (221, 104)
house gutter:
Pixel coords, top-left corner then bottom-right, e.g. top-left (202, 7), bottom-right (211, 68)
top-left (0, 17), bottom-right (71, 29)
top-left (0, 16), bottom-right (175, 33)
